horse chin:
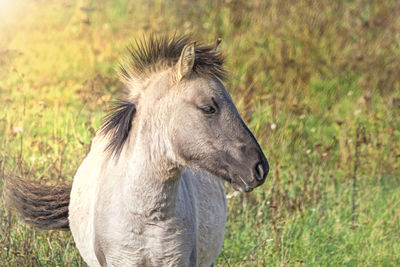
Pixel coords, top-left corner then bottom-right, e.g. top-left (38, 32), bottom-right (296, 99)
top-left (200, 165), bottom-right (254, 192)
top-left (231, 181), bottom-right (254, 192)
top-left (205, 167), bottom-right (254, 192)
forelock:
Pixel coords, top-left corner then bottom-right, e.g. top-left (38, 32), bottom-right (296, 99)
top-left (119, 35), bottom-right (226, 83)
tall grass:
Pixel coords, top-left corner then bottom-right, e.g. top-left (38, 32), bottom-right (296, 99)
top-left (1, 0), bottom-right (399, 265)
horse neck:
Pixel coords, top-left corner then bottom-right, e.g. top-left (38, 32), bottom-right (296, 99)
top-left (116, 131), bottom-right (182, 221)
top-left (105, 71), bottom-right (181, 220)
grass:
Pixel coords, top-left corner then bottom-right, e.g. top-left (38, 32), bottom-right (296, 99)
top-left (1, 0), bottom-right (399, 266)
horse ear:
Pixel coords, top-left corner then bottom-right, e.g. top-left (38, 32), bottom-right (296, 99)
top-left (175, 42), bottom-right (195, 81)
top-left (210, 38), bottom-right (222, 52)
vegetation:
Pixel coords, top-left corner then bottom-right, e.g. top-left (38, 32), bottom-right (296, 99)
top-left (1, 0), bottom-right (399, 265)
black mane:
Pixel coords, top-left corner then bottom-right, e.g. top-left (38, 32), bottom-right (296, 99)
top-left (99, 101), bottom-right (136, 157)
top-left (100, 35), bottom-right (226, 157)
top-left (120, 35), bottom-right (226, 82)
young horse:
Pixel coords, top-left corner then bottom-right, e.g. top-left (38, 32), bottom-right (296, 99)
top-left (6, 36), bottom-right (269, 266)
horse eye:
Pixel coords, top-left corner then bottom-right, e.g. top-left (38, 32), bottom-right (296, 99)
top-left (201, 105), bottom-right (216, 114)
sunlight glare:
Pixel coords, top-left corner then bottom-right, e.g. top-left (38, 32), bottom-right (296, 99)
top-left (0, 0), bottom-right (18, 22)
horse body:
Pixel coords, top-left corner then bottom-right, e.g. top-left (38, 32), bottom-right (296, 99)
top-left (69, 136), bottom-right (226, 266)
top-left (6, 36), bottom-right (268, 266)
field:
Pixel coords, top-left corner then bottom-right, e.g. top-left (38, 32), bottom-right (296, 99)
top-left (1, 0), bottom-right (399, 266)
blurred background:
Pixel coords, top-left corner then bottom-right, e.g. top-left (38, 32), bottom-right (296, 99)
top-left (0, 0), bottom-right (399, 266)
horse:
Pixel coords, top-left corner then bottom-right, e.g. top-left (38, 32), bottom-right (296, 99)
top-left (6, 35), bottom-right (269, 266)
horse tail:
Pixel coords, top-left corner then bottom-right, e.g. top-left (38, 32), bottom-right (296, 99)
top-left (4, 175), bottom-right (71, 230)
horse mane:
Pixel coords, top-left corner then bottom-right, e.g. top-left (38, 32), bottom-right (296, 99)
top-left (100, 35), bottom-right (226, 158)
top-left (120, 34), bottom-right (226, 83)
top-left (100, 101), bottom-right (136, 157)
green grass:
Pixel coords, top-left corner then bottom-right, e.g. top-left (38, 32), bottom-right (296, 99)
top-left (1, 0), bottom-right (399, 266)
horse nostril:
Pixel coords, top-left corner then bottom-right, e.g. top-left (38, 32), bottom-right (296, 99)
top-left (254, 162), bottom-right (265, 182)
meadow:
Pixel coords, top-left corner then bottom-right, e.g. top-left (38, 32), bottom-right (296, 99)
top-left (0, 0), bottom-right (399, 266)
